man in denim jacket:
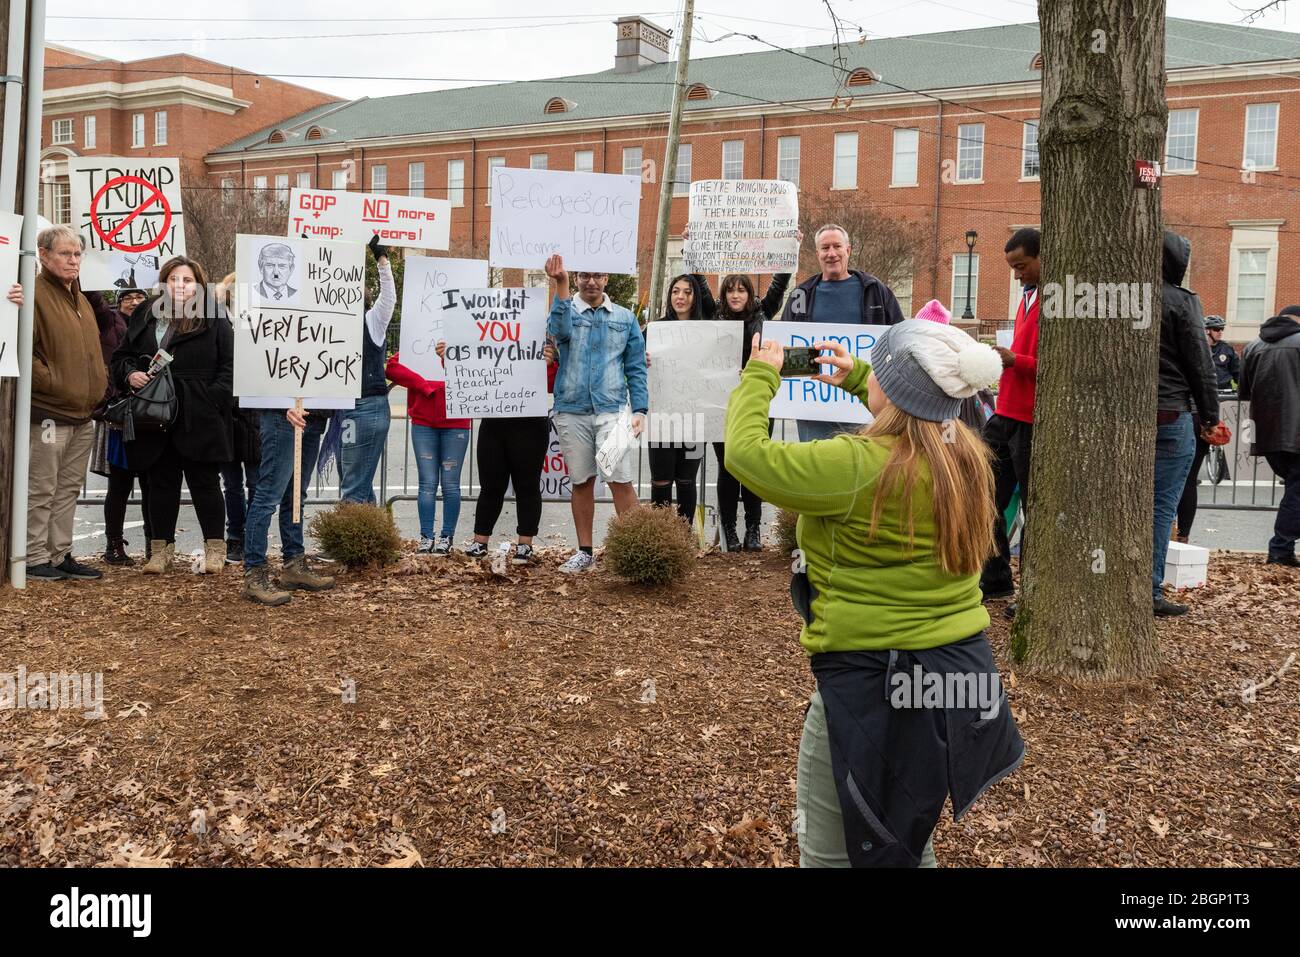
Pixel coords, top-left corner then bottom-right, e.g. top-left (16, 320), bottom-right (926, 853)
top-left (544, 254), bottom-right (649, 574)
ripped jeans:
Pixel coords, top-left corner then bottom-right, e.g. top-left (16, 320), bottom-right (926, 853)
top-left (410, 425), bottom-right (470, 540)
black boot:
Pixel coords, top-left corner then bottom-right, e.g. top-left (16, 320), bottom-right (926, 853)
top-left (743, 523), bottom-right (763, 551)
top-left (722, 524), bottom-right (741, 552)
top-left (104, 538), bottom-right (134, 566)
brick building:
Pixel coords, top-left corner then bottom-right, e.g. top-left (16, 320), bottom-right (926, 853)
top-left (87, 18), bottom-right (1298, 343)
top-left (38, 44), bottom-right (338, 227)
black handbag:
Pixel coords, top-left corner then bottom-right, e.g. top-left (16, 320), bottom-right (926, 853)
top-left (104, 323), bottom-right (179, 442)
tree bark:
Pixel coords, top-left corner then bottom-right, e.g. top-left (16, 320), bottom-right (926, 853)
top-left (1011, 0), bottom-right (1166, 677)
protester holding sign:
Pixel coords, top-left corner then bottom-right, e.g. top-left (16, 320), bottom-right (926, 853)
top-left (723, 323), bottom-right (1019, 868)
top-left (335, 236), bottom-right (397, 504)
top-left (544, 254), bottom-right (649, 574)
top-left (112, 256), bottom-right (232, 575)
top-left (779, 224), bottom-right (905, 441)
top-left (385, 350), bottom-right (471, 555)
top-left (27, 225), bottom-right (108, 582)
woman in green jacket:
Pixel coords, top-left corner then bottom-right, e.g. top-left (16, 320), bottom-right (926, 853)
top-left (724, 318), bottom-right (1023, 867)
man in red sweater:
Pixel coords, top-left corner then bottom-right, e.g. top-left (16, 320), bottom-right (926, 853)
top-left (981, 228), bottom-right (1040, 604)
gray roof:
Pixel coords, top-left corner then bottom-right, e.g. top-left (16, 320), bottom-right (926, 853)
top-left (213, 18), bottom-right (1300, 155)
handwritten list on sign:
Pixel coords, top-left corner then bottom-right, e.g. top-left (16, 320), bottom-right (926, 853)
top-left (683, 179), bottom-right (799, 274)
top-left (232, 235), bottom-right (365, 398)
top-left (441, 287), bottom-right (548, 417)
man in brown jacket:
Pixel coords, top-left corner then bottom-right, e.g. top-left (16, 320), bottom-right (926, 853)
top-left (27, 225), bottom-right (108, 580)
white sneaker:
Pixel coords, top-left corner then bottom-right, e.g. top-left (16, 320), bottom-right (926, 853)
top-left (416, 537), bottom-right (435, 554)
top-left (558, 551), bottom-right (595, 574)
top-left (432, 537), bottom-right (452, 556)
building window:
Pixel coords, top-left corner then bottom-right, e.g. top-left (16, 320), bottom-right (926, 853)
top-left (51, 182), bottom-right (71, 224)
top-left (84, 115), bottom-right (96, 149)
top-left (956, 123), bottom-right (984, 182)
top-left (52, 118), bottom-right (73, 145)
top-left (132, 113), bottom-right (145, 148)
top-left (893, 269), bottom-right (914, 318)
top-left (371, 164), bottom-right (387, 194)
top-left (154, 111), bottom-right (168, 146)
top-left (1164, 108), bottom-right (1198, 173)
top-left (274, 174), bottom-right (289, 205)
top-left (253, 175), bottom-right (268, 212)
top-left (296, 171), bottom-right (312, 190)
top-left (1234, 249), bottom-right (1269, 324)
top-left (777, 136), bottom-right (800, 186)
top-left (673, 143), bottom-right (692, 196)
top-left (487, 157), bottom-right (505, 204)
top-left (332, 169), bottom-right (348, 190)
top-left (221, 177), bottom-right (235, 207)
top-left (622, 146), bottom-right (643, 178)
top-left (891, 128), bottom-right (918, 186)
top-left (951, 252), bottom-right (980, 318)
top-left (407, 162), bottom-right (425, 197)
top-left (1021, 120), bottom-right (1040, 179)
top-left (833, 132), bottom-right (858, 189)
top-left (1243, 103), bottom-right (1279, 170)
top-left (530, 154), bottom-right (548, 170)
top-left (722, 140), bottom-right (744, 179)
top-left (574, 150), bottom-right (594, 173)
top-left (446, 160), bottom-right (464, 206)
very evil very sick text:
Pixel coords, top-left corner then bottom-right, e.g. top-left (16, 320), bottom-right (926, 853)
top-left (442, 288), bottom-right (548, 417)
top-left (244, 246), bottom-right (363, 390)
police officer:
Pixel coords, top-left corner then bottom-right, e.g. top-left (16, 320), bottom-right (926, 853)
top-left (1205, 316), bottom-right (1239, 392)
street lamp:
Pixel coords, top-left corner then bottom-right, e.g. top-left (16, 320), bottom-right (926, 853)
top-left (962, 229), bottom-right (978, 321)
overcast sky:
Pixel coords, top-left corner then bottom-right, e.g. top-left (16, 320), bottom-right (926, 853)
top-left (45, 0), bottom-right (1300, 102)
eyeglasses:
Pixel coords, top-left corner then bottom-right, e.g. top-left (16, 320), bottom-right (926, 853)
top-left (575, 273), bottom-right (607, 281)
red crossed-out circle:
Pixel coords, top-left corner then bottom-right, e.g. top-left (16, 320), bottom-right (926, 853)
top-left (89, 176), bottom-right (173, 253)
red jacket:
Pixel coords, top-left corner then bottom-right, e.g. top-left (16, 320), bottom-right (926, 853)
top-left (386, 353), bottom-right (559, 428)
top-left (995, 287), bottom-right (1039, 424)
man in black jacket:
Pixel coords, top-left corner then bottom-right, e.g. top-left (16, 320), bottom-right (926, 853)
top-left (779, 224), bottom-right (905, 440)
top-left (1240, 305), bottom-right (1300, 567)
top-left (1153, 233), bottom-right (1220, 616)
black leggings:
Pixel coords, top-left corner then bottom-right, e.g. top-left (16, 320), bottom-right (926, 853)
top-left (146, 448), bottom-right (225, 543)
top-left (648, 443), bottom-right (702, 521)
top-left (713, 426), bottom-right (770, 529)
top-left (1177, 432), bottom-right (1211, 538)
top-left (104, 465), bottom-right (151, 542)
top-left (474, 417), bottom-right (549, 538)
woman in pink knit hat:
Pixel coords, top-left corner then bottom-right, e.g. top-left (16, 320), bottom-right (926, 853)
top-left (914, 300), bottom-right (993, 428)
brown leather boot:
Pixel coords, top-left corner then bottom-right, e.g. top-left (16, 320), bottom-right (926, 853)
top-left (280, 555), bottom-right (335, 591)
top-left (242, 565), bottom-right (291, 606)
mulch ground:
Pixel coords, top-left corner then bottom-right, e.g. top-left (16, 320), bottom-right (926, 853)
top-left (1, 547), bottom-right (1296, 867)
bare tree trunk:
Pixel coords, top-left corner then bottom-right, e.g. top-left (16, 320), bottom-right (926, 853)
top-left (1011, 0), bottom-right (1166, 677)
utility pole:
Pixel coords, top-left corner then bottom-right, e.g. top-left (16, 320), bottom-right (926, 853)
top-left (646, 0), bottom-right (694, 325)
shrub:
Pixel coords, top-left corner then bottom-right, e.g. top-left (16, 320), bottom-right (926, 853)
top-left (602, 505), bottom-right (695, 586)
top-left (309, 502), bottom-right (402, 569)
top-left (773, 508), bottom-right (799, 555)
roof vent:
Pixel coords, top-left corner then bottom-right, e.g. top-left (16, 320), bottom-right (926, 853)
top-left (1030, 52), bottom-right (1043, 70)
top-left (686, 83), bottom-right (714, 101)
top-left (267, 130), bottom-right (286, 144)
top-left (846, 68), bottom-right (877, 87)
top-left (544, 97), bottom-right (576, 115)
top-left (305, 125), bottom-right (325, 140)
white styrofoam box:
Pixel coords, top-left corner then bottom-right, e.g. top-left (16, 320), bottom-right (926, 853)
top-left (1164, 561), bottom-right (1207, 589)
top-left (1166, 541), bottom-right (1210, 566)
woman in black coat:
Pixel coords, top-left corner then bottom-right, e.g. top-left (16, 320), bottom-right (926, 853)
top-left (111, 255), bottom-right (233, 574)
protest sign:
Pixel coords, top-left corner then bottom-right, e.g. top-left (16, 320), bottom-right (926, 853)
top-left (489, 167), bottom-right (640, 274)
top-left (645, 320), bottom-right (742, 443)
top-left (508, 414), bottom-right (609, 502)
top-left (996, 329), bottom-right (1014, 349)
top-left (683, 179), bottom-right (798, 274)
top-left (442, 288), bottom-right (548, 417)
top-left (69, 157), bottom-right (185, 291)
top-left (288, 188), bottom-right (451, 250)
top-left (0, 213), bottom-right (20, 377)
top-left (232, 235), bottom-right (365, 399)
top-left (398, 255), bottom-right (490, 381)
top-left (762, 321), bottom-right (888, 424)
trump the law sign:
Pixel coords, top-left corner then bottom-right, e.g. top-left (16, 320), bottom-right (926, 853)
top-left (287, 188), bottom-right (451, 251)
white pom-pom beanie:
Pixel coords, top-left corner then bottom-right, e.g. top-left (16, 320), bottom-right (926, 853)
top-left (870, 319), bottom-right (1003, 422)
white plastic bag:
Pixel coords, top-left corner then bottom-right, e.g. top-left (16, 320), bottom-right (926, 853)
top-left (595, 407), bottom-right (636, 480)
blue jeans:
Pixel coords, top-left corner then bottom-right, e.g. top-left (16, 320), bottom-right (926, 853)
top-left (244, 412), bottom-right (327, 569)
top-left (410, 425), bottom-right (470, 539)
top-left (796, 419), bottom-right (863, 442)
top-left (339, 394), bottom-right (391, 504)
top-left (220, 460), bottom-right (258, 542)
top-left (1152, 413), bottom-right (1196, 600)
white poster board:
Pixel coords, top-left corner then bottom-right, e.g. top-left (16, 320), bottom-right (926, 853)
top-left (0, 213), bottom-right (20, 377)
top-left (683, 179), bottom-right (798, 274)
top-left (762, 321), bottom-right (888, 424)
top-left (398, 255), bottom-right (490, 382)
top-left (646, 320), bottom-right (742, 443)
top-left (232, 235), bottom-right (365, 399)
top-left (442, 288), bottom-right (548, 417)
top-left (69, 157), bottom-right (185, 291)
top-left (996, 329), bottom-right (1014, 349)
top-left (287, 187), bottom-right (451, 251)
top-left (489, 167), bottom-right (641, 274)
